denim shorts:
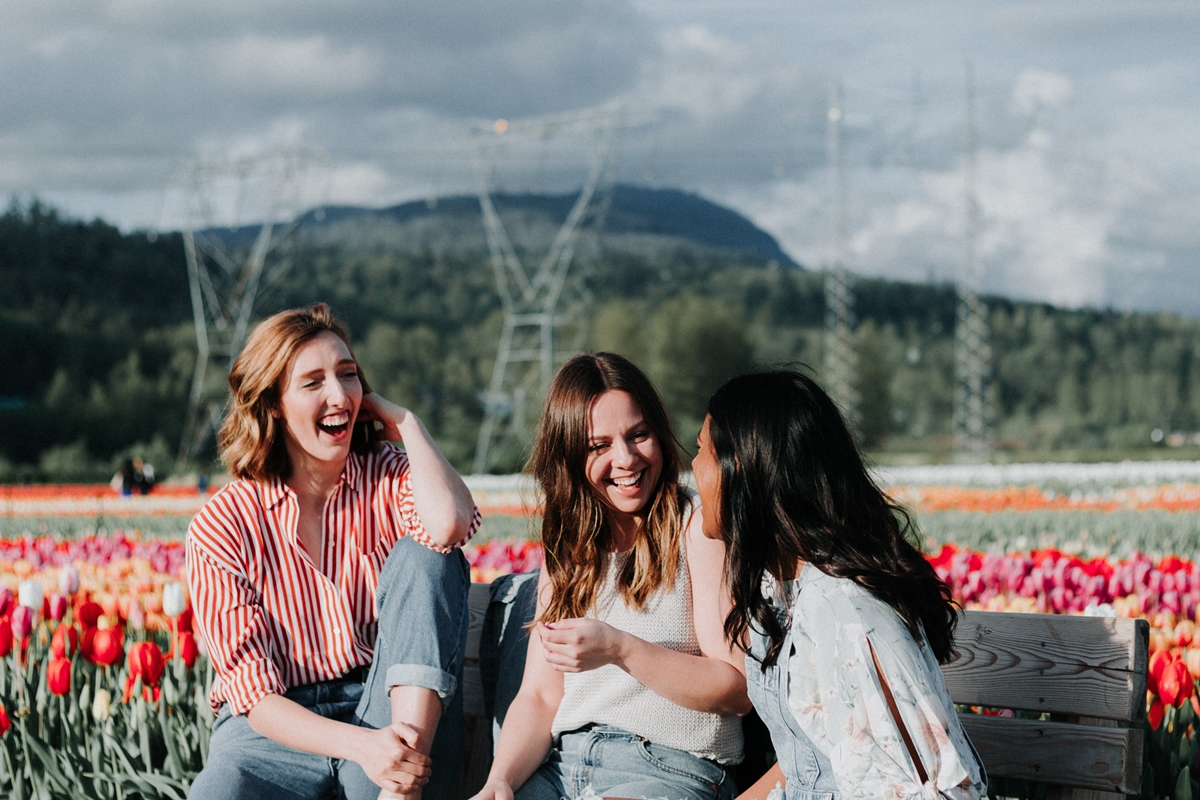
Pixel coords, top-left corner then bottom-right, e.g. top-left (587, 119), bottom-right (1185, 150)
top-left (516, 725), bottom-right (736, 800)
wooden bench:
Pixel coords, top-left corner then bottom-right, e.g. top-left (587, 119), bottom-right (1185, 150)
top-left (451, 585), bottom-right (1148, 800)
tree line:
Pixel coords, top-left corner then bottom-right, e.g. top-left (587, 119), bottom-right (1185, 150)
top-left (2, 199), bottom-right (1199, 481)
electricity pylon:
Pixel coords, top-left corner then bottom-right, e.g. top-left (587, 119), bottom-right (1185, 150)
top-left (174, 151), bottom-right (321, 469)
top-left (954, 64), bottom-right (991, 455)
top-left (824, 82), bottom-right (857, 421)
top-left (472, 115), bottom-right (615, 474)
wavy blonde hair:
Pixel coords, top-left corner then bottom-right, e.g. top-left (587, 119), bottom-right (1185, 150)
top-left (218, 303), bottom-right (376, 481)
top-left (530, 352), bottom-right (686, 623)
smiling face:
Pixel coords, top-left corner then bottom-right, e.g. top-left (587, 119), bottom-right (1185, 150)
top-left (585, 389), bottom-right (664, 530)
top-left (692, 415), bottom-right (724, 540)
top-left (277, 331), bottom-right (364, 472)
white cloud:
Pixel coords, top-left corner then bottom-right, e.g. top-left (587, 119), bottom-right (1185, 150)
top-left (1010, 69), bottom-right (1073, 116)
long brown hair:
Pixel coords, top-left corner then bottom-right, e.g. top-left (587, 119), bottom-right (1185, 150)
top-left (531, 353), bottom-right (686, 623)
top-left (218, 303), bottom-right (378, 481)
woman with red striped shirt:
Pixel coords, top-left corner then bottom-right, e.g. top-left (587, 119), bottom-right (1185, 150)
top-left (186, 304), bottom-right (480, 800)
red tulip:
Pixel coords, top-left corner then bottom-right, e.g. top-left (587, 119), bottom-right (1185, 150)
top-left (90, 627), bottom-right (124, 666)
top-left (128, 641), bottom-right (166, 686)
top-left (1158, 659), bottom-right (1191, 707)
top-left (1149, 697), bottom-right (1165, 730)
top-left (51, 624), bottom-right (79, 659)
top-left (76, 600), bottom-right (103, 629)
top-left (80, 627), bottom-right (96, 661)
top-left (47, 657), bottom-right (71, 696)
top-left (0, 620), bottom-right (11, 658)
top-left (1148, 649), bottom-right (1172, 694)
top-left (173, 631), bottom-right (199, 668)
top-left (0, 589), bottom-right (12, 618)
top-left (0, 704), bottom-right (9, 736)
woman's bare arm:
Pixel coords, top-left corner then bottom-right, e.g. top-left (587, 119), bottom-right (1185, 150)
top-left (361, 393), bottom-right (476, 548)
top-left (538, 508), bottom-right (751, 716)
top-left (247, 694), bottom-right (432, 795)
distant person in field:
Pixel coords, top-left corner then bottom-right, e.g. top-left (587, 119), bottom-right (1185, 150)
top-left (113, 459), bottom-right (135, 496)
top-left (474, 352), bottom-right (749, 800)
top-left (697, 370), bottom-right (986, 800)
top-left (133, 457), bottom-right (155, 494)
top-left (186, 303), bottom-right (480, 800)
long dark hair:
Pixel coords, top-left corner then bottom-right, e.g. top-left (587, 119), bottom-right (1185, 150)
top-left (528, 352), bottom-right (686, 622)
top-left (707, 369), bottom-right (958, 667)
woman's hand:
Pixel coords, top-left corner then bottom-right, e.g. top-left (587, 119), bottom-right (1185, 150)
top-left (470, 777), bottom-right (516, 800)
top-left (537, 618), bottom-right (629, 672)
top-left (355, 722), bottom-right (432, 795)
top-left (359, 393), bottom-right (410, 442)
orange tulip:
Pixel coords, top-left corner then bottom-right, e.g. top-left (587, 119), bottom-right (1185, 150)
top-left (1185, 649), bottom-right (1200, 681)
top-left (1177, 620), bottom-right (1196, 648)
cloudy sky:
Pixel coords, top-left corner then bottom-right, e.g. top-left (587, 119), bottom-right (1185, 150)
top-left (3, 1), bottom-right (1198, 315)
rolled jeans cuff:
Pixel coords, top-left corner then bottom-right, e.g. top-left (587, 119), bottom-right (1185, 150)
top-left (386, 663), bottom-right (458, 708)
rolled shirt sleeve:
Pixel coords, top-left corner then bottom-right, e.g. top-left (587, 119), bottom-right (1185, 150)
top-left (186, 532), bottom-right (286, 715)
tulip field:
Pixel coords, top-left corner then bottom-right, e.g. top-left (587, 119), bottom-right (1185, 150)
top-left (5, 464), bottom-right (1200, 798)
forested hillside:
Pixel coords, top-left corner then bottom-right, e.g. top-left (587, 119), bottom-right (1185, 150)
top-left (2, 194), bottom-right (1198, 480)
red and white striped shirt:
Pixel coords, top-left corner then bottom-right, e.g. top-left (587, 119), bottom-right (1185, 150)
top-left (186, 445), bottom-right (480, 715)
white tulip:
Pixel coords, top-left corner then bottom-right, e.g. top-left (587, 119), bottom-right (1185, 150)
top-left (162, 582), bottom-right (186, 617)
top-left (18, 579), bottom-right (43, 612)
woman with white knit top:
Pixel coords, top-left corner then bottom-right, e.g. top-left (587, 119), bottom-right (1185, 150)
top-left (472, 353), bottom-right (750, 800)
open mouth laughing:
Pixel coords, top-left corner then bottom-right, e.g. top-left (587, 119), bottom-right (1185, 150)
top-left (317, 412), bottom-right (351, 438)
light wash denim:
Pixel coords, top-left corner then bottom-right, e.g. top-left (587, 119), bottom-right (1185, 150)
top-left (188, 535), bottom-right (470, 800)
top-left (515, 725), bottom-right (736, 800)
top-left (745, 606), bottom-right (840, 800)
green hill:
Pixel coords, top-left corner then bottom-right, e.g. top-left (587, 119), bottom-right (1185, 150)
top-left (2, 192), bottom-right (1199, 480)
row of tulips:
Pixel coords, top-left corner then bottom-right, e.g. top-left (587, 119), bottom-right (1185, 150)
top-left (0, 563), bottom-right (209, 799)
top-left (5, 533), bottom-right (1200, 798)
top-left (891, 483), bottom-right (1200, 514)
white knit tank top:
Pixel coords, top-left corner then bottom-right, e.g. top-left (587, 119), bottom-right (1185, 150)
top-left (549, 530), bottom-right (744, 764)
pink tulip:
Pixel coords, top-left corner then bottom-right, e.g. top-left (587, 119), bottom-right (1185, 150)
top-left (0, 588), bottom-right (12, 618)
top-left (58, 566), bottom-right (80, 596)
top-left (48, 593), bottom-right (68, 622)
top-left (11, 605), bottom-right (34, 640)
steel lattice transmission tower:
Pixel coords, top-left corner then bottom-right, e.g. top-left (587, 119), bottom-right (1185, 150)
top-left (824, 82), bottom-right (857, 421)
top-left (954, 64), bottom-right (992, 455)
top-left (472, 115), bottom-right (616, 474)
top-left (174, 151), bottom-right (322, 469)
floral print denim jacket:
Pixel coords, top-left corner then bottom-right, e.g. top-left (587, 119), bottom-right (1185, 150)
top-left (752, 565), bottom-right (987, 800)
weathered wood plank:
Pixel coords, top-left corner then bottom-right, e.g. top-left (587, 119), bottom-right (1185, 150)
top-left (957, 713), bottom-right (1142, 795)
top-left (463, 584), bottom-right (490, 718)
top-left (944, 611), bottom-right (1148, 721)
top-left (448, 713), bottom-right (494, 800)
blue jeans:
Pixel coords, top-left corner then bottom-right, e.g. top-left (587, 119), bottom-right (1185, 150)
top-left (188, 535), bottom-right (470, 800)
top-left (516, 726), bottom-right (736, 800)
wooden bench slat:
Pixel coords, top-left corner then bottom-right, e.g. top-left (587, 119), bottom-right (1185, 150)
top-left (944, 611), bottom-right (1149, 721)
top-left (463, 585), bottom-right (491, 718)
top-left (957, 713), bottom-right (1143, 795)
